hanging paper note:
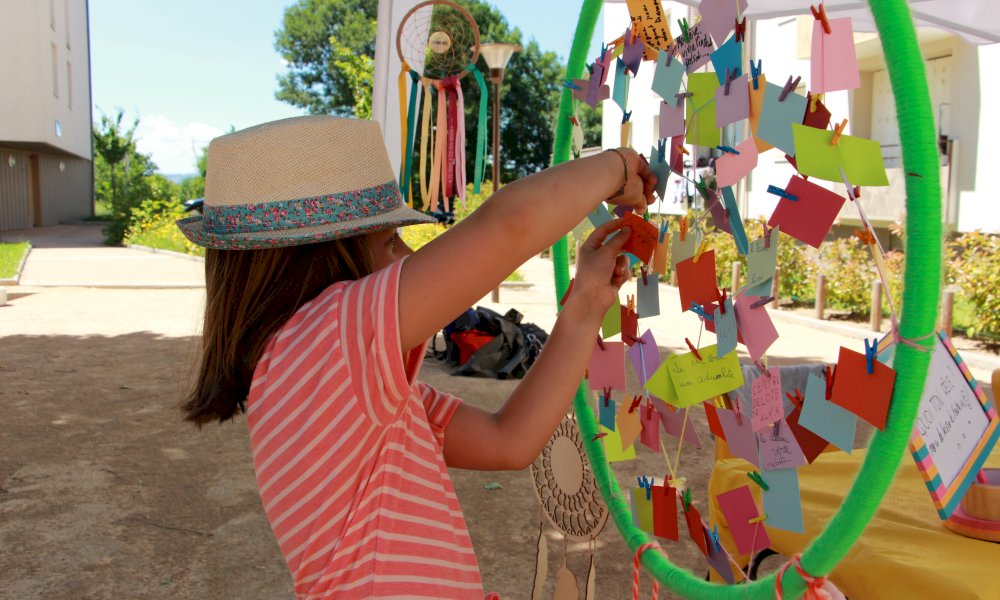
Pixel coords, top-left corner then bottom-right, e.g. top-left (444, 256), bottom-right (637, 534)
top-left (800, 372), bottom-right (856, 452)
top-left (705, 402), bottom-right (727, 441)
top-left (831, 346), bottom-right (897, 430)
top-left (761, 468), bottom-right (804, 533)
top-left (676, 250), bottom-right (717, 311)
top-left (717, 485), bottom-right (771, 555)
top-left (573, 77), bottom-right (610, 109)
top-left (715, 74), bottom-right (750, 127)
top-left (602, 302), bottom-right (622, 339)
top-left (599, 393), bottom-right (617, 431)
top-left (623, 27), bottom-right (645, 75)
top-left (704, 523), bottom-right (736, 583)
top-left (786, 402), bottom-right (830, 464)
top-left (653, 236), bottom-right (669, 275)
top-left (621, 212), bottom-right (659, 264)
top-left (734, 294), bottom-right (779, 363)
top-left (746, 226), bottom-right (779, 289)
top-left (651, 485), bottom-right (679, 541)
top-left (684, 503), bottom-right (709, 556)
top-left (612, 58), bottom-right (629, 113)
top-left (768, 175), bottom-right (846, 249)
top-left (650, 144), bottom-right (672, 200)
top-left (652, 49), bottom-right (685, 105)
top-left (791, 124), bottom-right (889, 186)
top-left (637, 273), bottom-right (660, 319)
top-left (757, 82), bottom-right (807, 155)
top-left (602, 425), bottom-right (637, 461)
top-left (677, 23), bottom-right (714, 72)
top-left (758, 419), bottom-right (808, 470)
top-left (621, 303), bottom-right (639, 344)
top-left (751, 368), bottom-right (784, 431)
top-left (708, 191), bottom-right (731, 235)
top-left (714, 298), bottom-right (738, 358)
top-left (718, 402), bottom-right (760, 466)
top-left (803, 94), bottom-right (832, 130)
top-left (671, 229), bottom-right (697, 267)
top-left (659, 101), bottom-right (685, 138)
top-left (709, 37), bottom-right (742, 85)
top-left (587, 202), bottom-right (613, 228)
top-left (698, 0), bottom-right (748, 45)
top-left (662, 344), bottom-right (744, 408)
top-left (640, 403), bottom-right (661, 451)
top-left (748, 73), bottom-right (773, 153)
top-left (626, 0), bottom-right (675, 59)
top-left (631, 487), bottom-right (655, 532)
top-left (644, 358), bottom-right (680, 406)
top-left (715, 136), bottom-right (758, 187)
top-left (669, 134), bottom-right (685, 175)
top-left (618, 405), bottom-right (643, 450)
top-left (588, 340), bottom-right (626, 391)
top-left (811, 17), bottom-right (861, 93)
top-left (653, 399), bottom-right (703, 448)
top-left (685, 72), bottom-right (721, 147)
top-left (722, 187), bottom-right (749, 255)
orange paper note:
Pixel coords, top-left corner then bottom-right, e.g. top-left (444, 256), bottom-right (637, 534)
top-left (830, 346), bottom-right (896, 430)
top-left (676, 250), bottom-right (718, 311)
top-left (617, 406), bottom-right (643, 451)
top-left (621, 212), bottom-right (659, 265)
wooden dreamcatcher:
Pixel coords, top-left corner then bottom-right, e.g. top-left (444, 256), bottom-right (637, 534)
top-left (396, 0), bottom-right (487, 218)
top-left (529, 418), bottom-right (608, 600)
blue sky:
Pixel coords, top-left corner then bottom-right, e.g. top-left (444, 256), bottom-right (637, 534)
top-left (89, 1), bottom-right (604, 174)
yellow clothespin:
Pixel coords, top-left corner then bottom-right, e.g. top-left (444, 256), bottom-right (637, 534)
top-left (830, 119), bottom-right (848, 145)
top-left (748, 514), bottom-right (767, 525)
top-left (679, 216), bottom-right (688, 241)
top-left (809, 92), bottom-right (824, 113)
top-left (692, 240), bottom-right (709, 263)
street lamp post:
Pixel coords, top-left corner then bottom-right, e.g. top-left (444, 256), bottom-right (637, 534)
top-left (479, 42), bottom-right (520, 302)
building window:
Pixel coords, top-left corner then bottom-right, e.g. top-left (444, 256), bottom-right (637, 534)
top-left (64, 0), bottom-right (71, 48)
top-left (67, 61), bottom-right (73, 109)
top-left (50, 0), bottom-right (56, 29)
top-left (51, 44), bottom-right (59, 97)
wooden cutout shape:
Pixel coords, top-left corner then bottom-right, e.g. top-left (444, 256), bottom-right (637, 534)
top-left (553, 561), bottom-right (579, 600)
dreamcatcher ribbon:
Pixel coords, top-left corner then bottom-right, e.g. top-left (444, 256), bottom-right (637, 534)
top-left (398, 62), bottom-right (411, 195)
top-left (455, 78), bottom-right (467, 207)
top-left (444, 75), bottom-right (460, 201)
top-left (468, 63), bottom-right (488, 194)
top-left (419, 79), bottom-right (434, 209)
top-left (402, 70), bottom-right (420, 206)
top-left (429, 80), bottom-right (447, 213)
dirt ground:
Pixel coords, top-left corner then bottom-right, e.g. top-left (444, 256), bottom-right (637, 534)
top-left (0, 286), bottom-right (723, 599)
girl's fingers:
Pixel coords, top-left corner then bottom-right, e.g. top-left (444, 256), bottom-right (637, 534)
top-left (583, 218), bottom-right (628, 249)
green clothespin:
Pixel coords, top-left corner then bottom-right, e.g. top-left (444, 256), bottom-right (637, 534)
top-left (746, 470), bottom-right (770, 491)
top-left (695, 179), bottom-right (713, 203)
top-left (682, 488), bottom-right (693, 511)
top-left (678, 18), bottom-right (690, 43)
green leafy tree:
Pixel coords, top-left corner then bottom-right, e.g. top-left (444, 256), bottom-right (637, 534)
top-left (179, 145), bottom-right (209, 200)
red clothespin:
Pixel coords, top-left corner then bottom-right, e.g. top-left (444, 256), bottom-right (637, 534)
top-left (733, 394), bottom-right (745, 425)
top-left (786, 388), bottom-right (804, 408)
top-left (778, 75), bottom-right (801, 102)
top-left (762, 223), bottom-right (773, 248)
top-left (631, 334), bottom-right (647, 345)
top-left (824, 365), bottom-right (835, 400)
top-left (641, 266), bottom-right (649, 286)
top-left (603, 387), bottom-right (612, 407)
top-left (717, 287), bottom-right (728, 313)
top-left (596, 335), bottom-right (606, 351)
top-left (679, 216), bottom-right (688, 241)
top-left (811, 3), bottom-right (832, 35)
top-left (685, 338), bottom-right (702, 361)
top-left (592, 432), bottom-right (608, 441)
top-left (734, 17), bottom-right (747, 42)
top-left (830, 119), bottom-right (848, 145)
top-left (855, 227), bottom-right (876, 245)
top-left (628, 395), bottom-right (643, 413)
top-left (568, 115), bottom-right (580, 126)
top-left (646, 400), bottom-right (655, 420)
top-left (853, 186), bottom-right (862, 199)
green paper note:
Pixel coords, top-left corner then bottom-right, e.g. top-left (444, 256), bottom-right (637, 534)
top-left (685, 72), bottom-right (721, 147)
top-left (602, 302), bottom-right (622, 338)
top-left (602, 425), bottom-right (636, 462)
top-left (663, 344), bottom-right (744, 407)
top-left (645, 357), bottom-right (680, 405)
top-left (792, 124), bottom-right (889, 186)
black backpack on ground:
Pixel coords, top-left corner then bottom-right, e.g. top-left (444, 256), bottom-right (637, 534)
top-left (434, 306), bottom-right (549, 379)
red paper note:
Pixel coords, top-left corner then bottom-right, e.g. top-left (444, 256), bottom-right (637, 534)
top-left (640, 402), bottom-right (661, 451)
top-left (587, 341), bottom-right (626, 391)
top-left (733, 294), bottom-right (779, 363)
top-left (676, 250), bottom-right (718, 311)
top-left (684, 503), bottom-right (709, 556)
top-left (621, 304), bottom-right (639, 345)
top-left (803, 95), bottom-right (832, 130)
top-left (830, 346), bottom-right (897, 430)
top-left (621, 212), bottom-right (659, 265)
top-left (750, 367), bottom-right (783, 431)
top-left (717, 485), bottom-right (771, 555)
top-left (786, 404), bottom-right (830, 464)
top-left (705, 402), bottom-right (726, 441)
top-left (768, 175), bottom-right (846, 249)
top-left (652, 485), bottom-right (679, 541)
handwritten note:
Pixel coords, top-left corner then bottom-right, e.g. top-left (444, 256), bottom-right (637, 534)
top-left (621, 211), bottom-right (659, 264)
top-left (751, 368), bottom-right (784, 431)
top-left (811, 17), bottom-right (861, 93)
top-left (757, 420), bottom-right (807, 470)
top-left (652, 49), bottom-right (685, 105)
top-left (768, 175), bottom-right (845, 249)
top-left (588, 340), bottom-right (626, 390)
top-left (676, 23), bottom-right (714, 72)
top-left (661, 344), bottom-right (744, 407)
top-left (626, 0), bottom-right (675, 60)
top-left (714, 298), bottom-right (738, 358)
top-left (645, 357), bottom-right (680, 406)
top-left (746, 226), bottom-right (779, 288)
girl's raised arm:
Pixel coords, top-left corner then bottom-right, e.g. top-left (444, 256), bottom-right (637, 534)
top-left (397, 148), bottom-right (655, 352)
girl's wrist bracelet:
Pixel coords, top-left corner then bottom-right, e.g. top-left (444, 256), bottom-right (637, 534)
top-left (605, 148), bottom-right (628, 201)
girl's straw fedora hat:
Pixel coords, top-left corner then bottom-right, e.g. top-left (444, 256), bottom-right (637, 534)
top-left (177, 116), bottom-right (435, 250)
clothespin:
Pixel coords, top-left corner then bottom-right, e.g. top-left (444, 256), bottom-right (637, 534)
top-left (659, 220), bottom-right (669, 243)
top-left (772, 420), bottom-right (781, 436)
top-left (692, 239), bottom-right (709, 263)
top-left (665, 51), bottom-right (674, 67)
top-left (676, 144), bottom-right (690, 156)
top-left (853, 186), bottom-right (862, 199)
top-left (830, 119), bottom-right (848, 145)
top-left (638, 476), bottom-right (653, 500)
top-left (767, 184), bottom-right (798, 202)
top-left (678, 18), bottom-right (690, 43)
top-left (811, 2), bottom-right (832, 35)
top-left (689, 302), bottom-right (716, 322)
top-left (656, 138), bottom-right (667, 163)
top-left (685, 338), bottom-right (703, 361)
top-left (628, 26), bottom-right (639, 44)
top-left (674, 91), bottom-right (693, 103)
top-left (825, 365), bottom-right (836, 400)
top-left (679, 216), bottom-right (688, 241)
top-left (786, 388), bottom-right (804, 408)
top-left (694, 179), bottom-right (713, 203)
top-left (628, 394), bottom-right (643, 413)
top-left (855, 227), bottom-right (876, 245)
top-left (603, 387), bottom-right (612, 406)
top-left (596, 335), bottom-right (606, 351)
top-left (592, 432), bottom-right (607, 441)
top-left (755, 359), bottom-right (771, 377)
top-left (622, 110), bottom-right (632, 124)
top-left (717, 288), bottom-right (728, 313)
top-left (717, 145), bottom-right (740, 155)
top-left (681, 488), bottom-right (692, 511)
top-left (778, 75), bottom-right (801, 102)
top-left (809, 92), bottom-right (824, 113)
top-left (751, 295), bottom-right (775, 309)
top-left (563, 80), bottom-right (583, 91)
top-left (864, 338), bottom-right (878, 374)
top-left (747, 470), bottom-right (770, 491)
top-left (586, 63), bottom-right (594, 75)
top-left (645, 400), bottom-right (655, 421)
top-left (749, 59), bottom-right (762, 90)
top-left (627, 294), bottom-right (636, 313)
top-left (723, 67), bottom-right (739, 96)
top-left (641, 266), bottom-right (649, 286)
top-left (733, 394), bottom-right (744, 425)
top-left (749, 514), bottom-right (767, 525)
top-left (734, 17), bottom-right (747, 42)
top-left (711, 525), bottom-right (722, 551)
top-left (762, 223), bottom-right (773, 248)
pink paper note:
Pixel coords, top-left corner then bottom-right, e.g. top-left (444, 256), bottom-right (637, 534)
top-left (640, 402), bottom-right (661, 451)
top-left (627, 329), bottom-right (661, 385)
top-left (717, 485), bottom-right (771, 555)
top-left (757, 419), bottom-right (808, 470)
top-left (715, 74), bottom-right (750, 127)
top-left (587, 341), bottom-right (626, 391)
top-left (676, 23), bottom-right (713, 73)
top-left (750, 367), bottom-right (783, 431)
top-left (660, 101), bottom-right (685, 139)
top-left (715, 137), bottom-right (758, 188)
top-left (698, 0), bottom-right (749, 46)
top-left (768, 175), bottom-right (846, 249)
top-left (717, 403), bottom-right (759, 466)
top-left (652, 397), bottom-right (703, 448)
top-left (734, 294), bottom-right (779, 363)
top-left (811, 17), bottom-right (861, 94)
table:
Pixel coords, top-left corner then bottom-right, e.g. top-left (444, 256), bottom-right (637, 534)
top-left (707, 447), bottom-right (1000, 599)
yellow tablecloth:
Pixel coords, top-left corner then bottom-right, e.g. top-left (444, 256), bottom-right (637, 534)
top-left (707, 448), bottom-right (1000, 599)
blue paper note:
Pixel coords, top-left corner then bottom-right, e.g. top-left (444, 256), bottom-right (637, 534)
top-left (722, 187), bottom-right (748, 255)
top-left (587, 202), bottom-right (613, 228)
top-left (651, 49), bottom-right (685, 105)
top-left (637, 272), bottom-right (660, 318)
top-left (599, 393), bottom-right (617, 431)
top-left (761, 467), bottom-right (804, 533)
top-left (714, 298), bottom-right (737, 357)
top-left (613, 58), bottom-right (629, 113)
top-left (799, 372), bottom-right (857, 452)
top-left (745, 278), bottom-right (773, 297)
top-left (757, 82), bottom-right (807, 156)
top-left (710, 38), bottom-right (742, 85)
top-left (746, 227), bottom-right (779, 290)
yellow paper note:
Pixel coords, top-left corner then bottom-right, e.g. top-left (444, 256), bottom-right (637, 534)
top-left (663, 344), bottom-right (744, 407)
top-left (791, 124), bottom-right (890, 186)
top-left (631, 487), bottom-right (655, 532)
top-left (747, 74), bottom-right (773, 153)
top-left (686, 73), bottom-right (721, 148)
top-left (625, 0), bottom-right (675, 60)
top-left (602, 425), bottom-right (637, 462)
top-left (617, 407), bottom-right (643, 451)
top-left (644, 358), bottom-right (680, 405)
top-left (602, 302), bottom-right (622, 339)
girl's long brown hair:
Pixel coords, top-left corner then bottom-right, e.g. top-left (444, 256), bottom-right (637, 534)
top-left (183, 237), bottom-right (370, 425)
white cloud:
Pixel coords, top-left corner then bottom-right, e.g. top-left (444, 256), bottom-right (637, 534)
top-left (134, 115), bottom-right (224, 174)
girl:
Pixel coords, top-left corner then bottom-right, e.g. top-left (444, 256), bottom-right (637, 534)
top-left (178, 115), bottom-right (655, 599)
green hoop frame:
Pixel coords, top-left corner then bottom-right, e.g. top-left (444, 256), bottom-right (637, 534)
top-left (548, 1), bottom-right (941, 597)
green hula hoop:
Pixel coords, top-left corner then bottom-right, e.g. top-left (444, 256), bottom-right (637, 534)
top-left (548, 1), bottom-right (941, 597)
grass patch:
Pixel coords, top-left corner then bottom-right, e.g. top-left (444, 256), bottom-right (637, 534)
top-left (124, 209), bottom-right (204, 257)
top-left (0, 242), bottom-right (30, 279)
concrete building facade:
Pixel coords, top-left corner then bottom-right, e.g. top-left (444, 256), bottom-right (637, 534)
top-left (0, 0), bottom-right (93, 231)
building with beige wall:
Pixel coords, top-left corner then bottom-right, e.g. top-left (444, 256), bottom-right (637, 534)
top-left (0, 0), bottom-right (93, 231)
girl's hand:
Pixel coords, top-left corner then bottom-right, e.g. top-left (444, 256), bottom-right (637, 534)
top-left (568, 218), bottom-right (632, 318)
top-left (606, 147), bottom-right (657, 215)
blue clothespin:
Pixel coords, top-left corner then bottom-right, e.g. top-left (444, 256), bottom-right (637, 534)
top-left (586, 62), bottom-right (594, 75)
top-left (638, 476), bottom-right (654, 500)
top-left (659, 220), bottom-right (669, 243)
top-left (767, 184), bottom-right (798, 201)
top-left (657, 138), bottom-right (667, 163)
top-left (563, 80), bottom-right (582, 91)
top-left (749, 59), bottom-right (762, 90)
top-left (689, 302), bottom-right (716, 321)
top-left (622, 110), bottom-right (632, 124)
top-left (711, 525), bottom-right (722, 551)
top-left (716, 145), bottom-right (740, 155)
top-left (864, 338), bottom-right (878, 374)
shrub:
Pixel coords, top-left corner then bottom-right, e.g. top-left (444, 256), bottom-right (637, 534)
top-left (817, 236), bottom-right (879, 316)
top-left (123, 198), bottom-right (204, 257)
top-left (949, 231), bottom-right (1000, 339)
